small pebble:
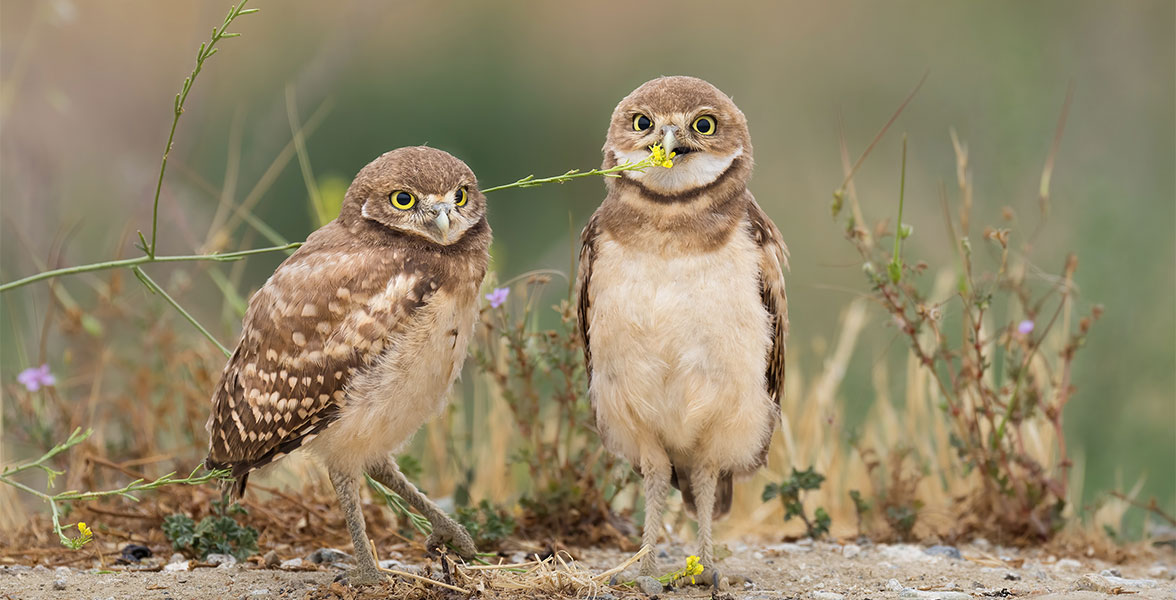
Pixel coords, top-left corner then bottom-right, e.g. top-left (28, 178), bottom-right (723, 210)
top-left (1003, 571), bottom-right (1021, 581)
top-left (53, 578), bottom-right (67, 590)
top-left (1053, 558), bottom-right (1082, 571)
top-left (307, 548), bottom-right (351, 564)
top-left (842, 543), bottom-right (861, 559)
top-left (923, 545), bottom-right (962, 560)
top-left (279, 557), bottom-right (303, 569)
top-left (263, 550), bottom-right (280, 568)
top-left (811, 592), bottom-right (844, 600)
top-left (249, 589), bottom-right (270, 596)
top-left (886, 578), bottom-right (904, 592)
top-left (635, 575), bottom-right (663, 596)
top-left (378, 559), bottom-right (421, 575)
top-left (1147, 565), bottom-right (1175, 580)
top-left (163, 560), bottom-right (189, 572)
top-left (120, 544), bottom-right (152, 563)
top-left (205, 553), bottom-right (236, 568)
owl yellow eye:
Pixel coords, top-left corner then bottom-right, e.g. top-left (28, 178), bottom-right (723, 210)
top-left (454, 187), bottom-right (468, 207)
top-left (390, 191), bottom-right (415, 210)
top-left (633, 114), bottom-right (652, 131)
top-left (692, 115), bottom-right (716, 136)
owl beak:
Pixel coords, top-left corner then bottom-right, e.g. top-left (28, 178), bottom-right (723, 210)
top-left (432, 204), bottom-right (452, 240)
top-left (660, 125), bottom-right (679, 155)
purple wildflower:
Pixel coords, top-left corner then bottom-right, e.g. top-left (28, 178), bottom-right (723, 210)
top-left (485, 287), bottom-right (510, 308)
top-left (17, 364), bottom-right (56, 391)
top-left (1017, 320), bottom-right (1035, 335)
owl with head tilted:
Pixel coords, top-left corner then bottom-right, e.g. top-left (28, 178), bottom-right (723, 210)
top-left (205, 146), bottom-right (488, 585)
top-left (576, 76), bottom-right (789, 583)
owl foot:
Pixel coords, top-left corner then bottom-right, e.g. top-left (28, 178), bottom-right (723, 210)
top-left (426, 522), bottom-right (477, 560)
top-left (333, 565), bottom-right (387, 586)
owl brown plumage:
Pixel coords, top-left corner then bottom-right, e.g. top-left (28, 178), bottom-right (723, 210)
top-left (205, 146), bottom-right (489, 585)
top-left (576, 76), bottom-right (789, 582)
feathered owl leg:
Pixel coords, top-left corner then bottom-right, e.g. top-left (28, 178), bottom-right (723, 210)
top-left (368, 456), bottom-right (477, 559)
top-left (328, 467), bottom-right (384, 585)
top-left (691, 465), bottom-right (721, 588)
top-left (639, 447), bottom-right (672, 577)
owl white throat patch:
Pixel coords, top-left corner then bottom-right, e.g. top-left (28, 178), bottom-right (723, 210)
top-left (615, 146), bottom-right (743, 195)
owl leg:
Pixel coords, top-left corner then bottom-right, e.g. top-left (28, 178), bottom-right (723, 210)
top-left (639, 447), bottom-right (672, 577)
top-left (328, 467), bottom-right (385, 586)
top-left (691, 465), bottom-right (722, 589)
top-left (368, 456), bottom-right (477, 559)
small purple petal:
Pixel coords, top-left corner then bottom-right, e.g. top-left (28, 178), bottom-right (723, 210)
top-left (1017, 320), bottom-right (1034, 334)
top-left (485, 287), bottom-right (510, 308)
top-left (18, 365), bottom-right (55, 391)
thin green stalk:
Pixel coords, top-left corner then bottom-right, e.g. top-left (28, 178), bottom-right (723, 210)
top-left (887, 134), bottom-right (909, 283)
top-left (480, 158), bottom-right (653, 194)
top-left (0, 243), bottom-right (300, 293)
top-left (146, 1), bottom-right (257, 258)
top-left (132, 266), bottom-right (231, 357)
top-left (365, 474), bottom-right (432, 536)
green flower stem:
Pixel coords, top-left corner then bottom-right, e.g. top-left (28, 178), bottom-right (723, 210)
top-left (0, 243), bottom-right (301, 293)
top-left (132, 266), bottom-right (232, 357)
top-left (147, 0), bottom-right (257, 259)
top-left (887, 134), bottom-right (909, 283)
top-left (480, 158), bottom-right (653, 194)
top-left (0, 428), bottom-right (228, 548)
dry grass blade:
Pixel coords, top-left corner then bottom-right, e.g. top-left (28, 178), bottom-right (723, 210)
top-left (836, 69), bottom-right (929, 194)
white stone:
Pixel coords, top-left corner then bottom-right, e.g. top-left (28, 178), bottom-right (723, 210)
top-left (811, 592), bottom-right (844, 600)
top-left (886, 578), bottom-right (905, 592)
top-left (280, 557), bottom-right (304, 569)
top-left (163, 560), bottom-right (189, 572)
top-left (842, 543), bottom-right (861, 559)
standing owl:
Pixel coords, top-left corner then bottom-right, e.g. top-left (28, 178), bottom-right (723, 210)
top-left (576, 76), bottom-right (788, 583)
top-left (205, 146), bottom-right (489, 585)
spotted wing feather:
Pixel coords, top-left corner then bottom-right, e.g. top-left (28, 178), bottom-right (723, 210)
top-left (205, 237), bottom-right (436, 497)
top-left (748, 198), bottom-right (789, 463)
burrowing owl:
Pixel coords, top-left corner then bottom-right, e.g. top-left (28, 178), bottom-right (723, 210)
top-left (576, 76), bottom-right (788, 582)
top-left (205, 146), bottom-right (489, 585)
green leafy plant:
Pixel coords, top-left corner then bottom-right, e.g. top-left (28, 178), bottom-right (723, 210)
top-left (455, 499), bottom-right (517, 550)
top-left (162, 497), bottom-right (259, 561)
top-left (832, 78), bottom-right (1099, 541)
top-left (762, 466), bottom-right (831, 539)
top-left (473, 276), bottom-right (637, 541)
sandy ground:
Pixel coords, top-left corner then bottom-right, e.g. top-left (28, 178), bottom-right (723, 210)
top-left (1, 540), bottom-right (1173, 600)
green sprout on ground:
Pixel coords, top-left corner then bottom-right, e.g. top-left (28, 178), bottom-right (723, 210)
top-left (162, 497), bottom-right (259, 561)
top-left (763, 466), bottom-right (831, 539)
top-left (455, 499), bottom-right (517, 550)
top-left (0, 428), bottom-right (229, 549)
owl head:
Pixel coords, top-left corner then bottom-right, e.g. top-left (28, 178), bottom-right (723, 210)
top-left (604, 76), bottom-right (753, 198)
top-left (340, 146), bottom-right (486, 246)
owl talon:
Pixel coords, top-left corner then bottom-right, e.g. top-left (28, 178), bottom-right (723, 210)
top-left (426, 524), bottom-right (477, 560)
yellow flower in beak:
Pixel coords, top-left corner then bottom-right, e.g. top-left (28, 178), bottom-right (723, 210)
top-left (648, 144), bottom-right (676, 169)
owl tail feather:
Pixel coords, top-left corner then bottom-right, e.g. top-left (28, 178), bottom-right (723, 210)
top-left (670, 465), bottom-right (733, 519)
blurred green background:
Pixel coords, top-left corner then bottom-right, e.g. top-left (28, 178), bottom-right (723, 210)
top-left (1, 1), bottom-right (1172, 528)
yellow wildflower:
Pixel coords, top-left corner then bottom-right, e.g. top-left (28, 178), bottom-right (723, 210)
top-left (648, 144), bottom-right (676, 169)
top-left (684, 555), bottom-right (703, 584)
top-left (77, 522), bottom-right (93, 539)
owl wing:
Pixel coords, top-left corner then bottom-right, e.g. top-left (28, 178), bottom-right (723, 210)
top-left (205, 239), bottom-right (437, 496)
top-left (748, 198), bottom-right (789, 408)
top-left (575, 213), bottom-right (602, 382)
